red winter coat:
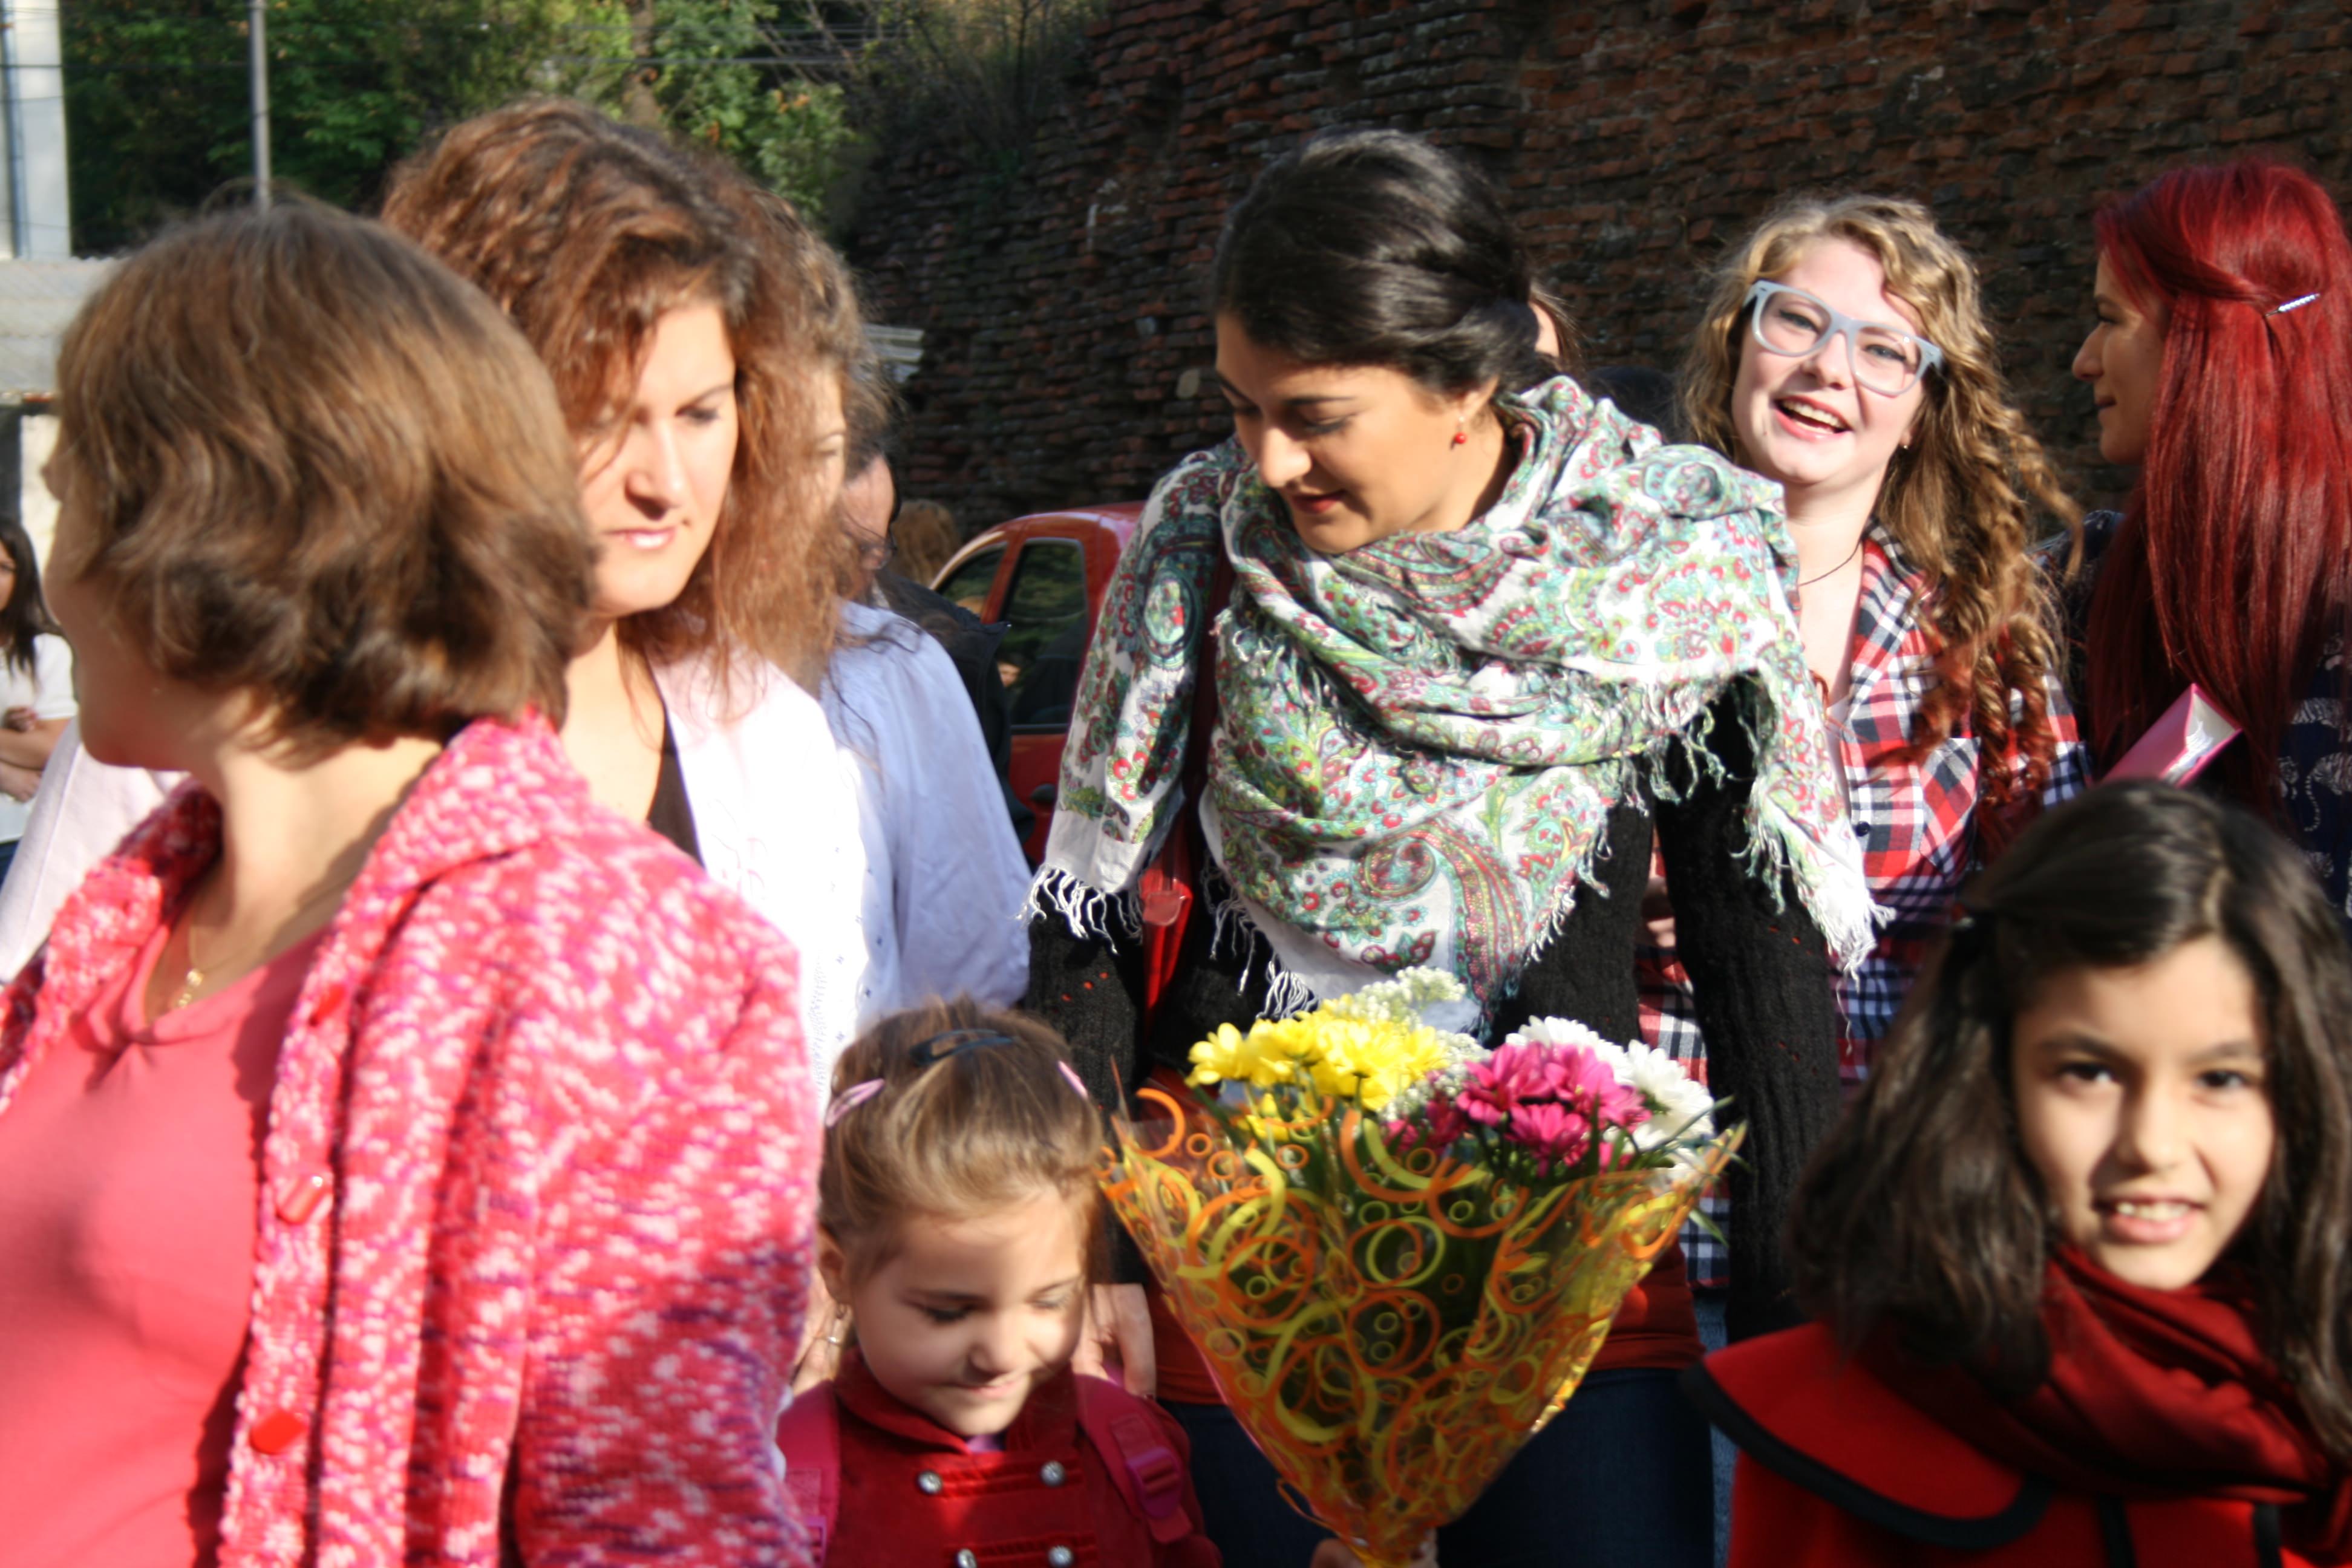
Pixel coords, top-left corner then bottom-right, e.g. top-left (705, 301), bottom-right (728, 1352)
top-left (1685, 1323), bottom-right (2321, 1567)
top-left (779, 1350), bottom-right (1220, 1567)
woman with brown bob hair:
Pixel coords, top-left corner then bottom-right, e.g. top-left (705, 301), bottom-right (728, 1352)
top-left (1688, 782), bottom-right (2352, 1564)
top-left (0, 203), bottom-right (816, 1566)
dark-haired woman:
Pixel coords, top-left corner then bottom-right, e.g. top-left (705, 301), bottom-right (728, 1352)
top-left (0, 204), bottom-right (814, 1566)
top-left (1025, 128), bottom-right (1873, 1568)
top-left (1688, 782), bottom-right (2352, 1565)
top-left (2071, 162), bottom-right (2352, 923)
top-left (0, 519), bottom-right (73, 887)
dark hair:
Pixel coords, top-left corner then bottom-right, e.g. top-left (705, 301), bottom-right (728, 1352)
top-left (1792, 780), bottom-right (2352, 1461)
top-left (382, 99), bottom-right (859, 699)
top-left (2083, 160), bottom-right (2352, 812)
top-left (0, 518), bottom-right (59, 678)
top-left (1210, 129), bottom-right (1560, 398)
top-left (52, 201), bottom-right (590, 750)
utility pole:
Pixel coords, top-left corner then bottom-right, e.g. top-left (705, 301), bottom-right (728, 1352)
top-left (249, 0), bottom-right (271, 209)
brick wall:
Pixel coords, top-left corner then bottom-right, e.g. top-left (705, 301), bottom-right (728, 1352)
top-left (844, 0), bottom-right (2352, 531)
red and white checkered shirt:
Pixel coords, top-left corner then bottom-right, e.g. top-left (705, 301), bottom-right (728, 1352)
top-left (1639, 525), bottom-right (2090, 1284)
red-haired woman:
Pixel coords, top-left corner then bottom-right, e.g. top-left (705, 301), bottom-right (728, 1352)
top-left (2071, 160), bottom-right (2352, 915)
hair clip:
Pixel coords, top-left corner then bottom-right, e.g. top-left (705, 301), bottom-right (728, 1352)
top-left (2269, 293), bottom-right (2321, 316)
top-left (824, 1078), bottom-right (885, 1128)
top-left (1057, 1061), bottom-right (1090, 1100)
top-left (912, 1027), bottom-right (1017, 1065)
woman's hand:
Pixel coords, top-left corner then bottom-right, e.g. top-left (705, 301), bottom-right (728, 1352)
top-left (1311, 1537), bottom-right (1436, 1567)
top-left (791, 1274), bottom-right (844, 1394)
top-left (0, 759), bottom-right (39, 802)
top-left (1070, 1282), bottom-right (1157, 1397)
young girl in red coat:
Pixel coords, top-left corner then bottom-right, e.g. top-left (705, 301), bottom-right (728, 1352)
top-left (1687, 780), bottom-right (2352, 1566)
top-left (779, 999), bottom-right (1220, 1566)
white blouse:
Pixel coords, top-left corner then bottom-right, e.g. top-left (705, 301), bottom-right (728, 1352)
top-left (817, 603), bottom-right (1032, 1093)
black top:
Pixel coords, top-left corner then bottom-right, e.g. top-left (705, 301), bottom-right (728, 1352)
top-left (1024, 682), bottom-right (1843, 1342)
top-left (645, 706), bottom-right (703, 865)
top-left (2064, 510), bottom-right (2352, 930)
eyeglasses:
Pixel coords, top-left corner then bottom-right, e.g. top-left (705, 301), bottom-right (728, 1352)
top-left (1743, 279), bottom-right (1944, 397)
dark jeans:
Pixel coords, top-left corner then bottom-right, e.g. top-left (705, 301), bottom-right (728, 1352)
top-left (1166, 1367), bottom-right (1714, 1568)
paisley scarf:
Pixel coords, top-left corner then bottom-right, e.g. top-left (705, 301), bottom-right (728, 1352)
top-left (1034, 376), bottom-right (1873, 1020)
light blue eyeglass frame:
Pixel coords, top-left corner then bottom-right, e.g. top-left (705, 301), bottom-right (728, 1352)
top-left (1743, 279), bottom-right (1945, 396)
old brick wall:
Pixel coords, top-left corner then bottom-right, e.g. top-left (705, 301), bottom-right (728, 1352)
top-left (844, 0), bottom-right (2352, 531)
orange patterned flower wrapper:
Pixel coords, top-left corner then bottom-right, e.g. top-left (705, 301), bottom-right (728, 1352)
top-left (1102, 1080), bottom-right (1740, 1568)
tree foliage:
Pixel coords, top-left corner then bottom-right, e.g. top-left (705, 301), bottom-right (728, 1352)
top-left (62, 0), bottom-right (861, 254)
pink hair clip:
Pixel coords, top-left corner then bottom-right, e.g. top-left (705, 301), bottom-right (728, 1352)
top-left (825, 1079), bottom-right (885, 1128)
top-left (1058, 1062), bottom-right (1089, 1099)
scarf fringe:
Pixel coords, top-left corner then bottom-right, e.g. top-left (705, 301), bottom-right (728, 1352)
top-left (1523, 687), bottom-right (1884, 980)
top-left (1022, 866), bottom-right (1141, 943)
top-left (1207, 880), bottom-right (1319, 1018)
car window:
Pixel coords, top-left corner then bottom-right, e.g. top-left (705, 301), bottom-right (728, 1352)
top-left (935, 546), bottom-right (1005, 618)
top-left (998, 540), bottom-right (1089, 730)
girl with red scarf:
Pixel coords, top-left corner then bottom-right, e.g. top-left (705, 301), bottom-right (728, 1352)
top-left (1686, 781), bottom-right (2352, 1566)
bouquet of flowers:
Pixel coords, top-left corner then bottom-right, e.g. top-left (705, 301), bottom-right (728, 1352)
top-left (1099, 970), bottom-right (1739, 1568)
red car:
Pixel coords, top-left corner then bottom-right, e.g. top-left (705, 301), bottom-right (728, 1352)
top-left (932, 504), bottom-right (1145, 863)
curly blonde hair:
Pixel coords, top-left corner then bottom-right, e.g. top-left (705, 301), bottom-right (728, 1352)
top-left (1677, 193), bottom-right (2082, 806)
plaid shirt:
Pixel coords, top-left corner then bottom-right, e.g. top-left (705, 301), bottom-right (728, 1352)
top-left (1639, 525), bottom-right (2091, 1284)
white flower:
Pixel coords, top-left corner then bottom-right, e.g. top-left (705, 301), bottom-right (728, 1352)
top-left (1615, 1042), bottom-right (1716, 1146)
top-left (1496, 1015), bottom-right (1616, 1055)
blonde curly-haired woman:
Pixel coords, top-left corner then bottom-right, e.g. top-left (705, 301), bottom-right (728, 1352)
top-left (1645, 192), bottom-right (2091, 1287)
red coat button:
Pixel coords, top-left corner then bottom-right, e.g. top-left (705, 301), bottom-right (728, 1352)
top-left (308, 981), bottom-right (349, 1027)
top-left (276, 1171), bottom-right (331, 1224)
top-left (248, 1409), bottom-right (307, 1454)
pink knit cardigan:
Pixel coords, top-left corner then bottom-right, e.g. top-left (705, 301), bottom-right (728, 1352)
top-left (0, 716), bottom-right (817, 1567)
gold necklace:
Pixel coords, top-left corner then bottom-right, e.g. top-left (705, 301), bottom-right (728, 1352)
top-left (169, 873), bottom-right (355, 1012)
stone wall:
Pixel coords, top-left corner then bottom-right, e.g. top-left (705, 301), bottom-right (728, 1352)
top-left (844, 0), bottom-right (2352, 529)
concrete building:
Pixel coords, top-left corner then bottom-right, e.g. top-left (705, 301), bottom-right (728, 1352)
top-left (1, 0), bottom-right (71, 261)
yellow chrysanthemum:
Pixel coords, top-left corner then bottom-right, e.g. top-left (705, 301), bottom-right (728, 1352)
top-left (1189, 1021), bottom-right (1299, 1089)
top-left (1312, 1019), bottom-right (1456, 1112)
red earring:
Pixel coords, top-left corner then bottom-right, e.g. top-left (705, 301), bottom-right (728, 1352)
top-left (1451, 430), bottom-right (1468, 448)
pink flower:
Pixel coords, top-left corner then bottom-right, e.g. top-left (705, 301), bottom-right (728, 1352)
top-left (1508, 1099), bottom-right (1593, 1169)
top-left (1553, 1048), bottom-right (1649, 1131)
top-left (1457, 1041), bottom-right (1569, 1127)
top-left (1420, 1092), bottom-right (1471, 1148)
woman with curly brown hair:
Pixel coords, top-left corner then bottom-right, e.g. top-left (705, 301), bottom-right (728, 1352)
top-left (0, 102), bottom-right (1028, 1081)
top-left (382, 101), bottom-right (1025, 1085)
top-left (1648, 192), bottom-right (2089, 1089)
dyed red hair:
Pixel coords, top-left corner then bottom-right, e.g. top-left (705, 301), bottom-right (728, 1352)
top-left (2085, 162), bottom-right (2352, 811)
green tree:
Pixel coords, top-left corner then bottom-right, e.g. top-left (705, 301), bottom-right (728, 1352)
top-left (63, 0), bottom-right (859, 255)
top-left (639, 0), bottom-right (858, 218)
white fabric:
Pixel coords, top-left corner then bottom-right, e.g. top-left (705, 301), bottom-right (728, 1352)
top-left (821, 602), bottom-right (1031, 1093)
top-left (0, 635), bottom-right (79, 844)
top-left (0, 720), bottom-right (176, 980)
top-left (652, 653), bottom-right (871, 1078)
